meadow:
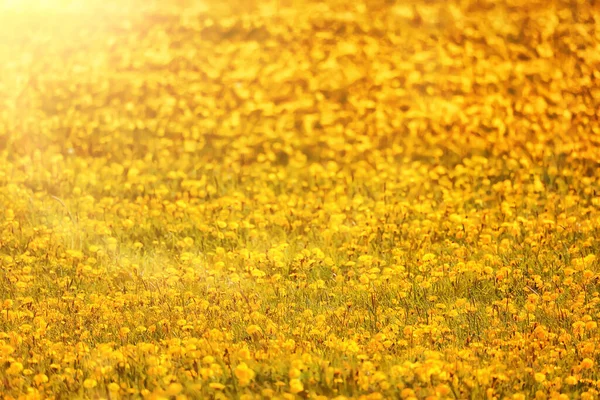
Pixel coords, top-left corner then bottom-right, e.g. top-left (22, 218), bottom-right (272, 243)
top-left (1, 0), bottom-right (600, 398)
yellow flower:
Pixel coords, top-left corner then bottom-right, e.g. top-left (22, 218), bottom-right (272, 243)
top-left (435, 384), bottom-right (451, 396)
top-left (289, 378), bottom-right (304, 394)
top-left (565, 376), bottom-right (578, 385)
top-left (33, 374), bottom-right (48, 385)
top-left (166, 382), bottom-right (183, 396)
top-left (585, 321), bottom-right (597, 331)
top-left (581, 358), bottom-right (594, 369)
top-left (217, 221), bottom-right (228, 229)
top-left (288, 368), bottom-right (301, 379)
top-left (6, 362), bottom-right (23, 375)
top-left (108, 382), bottom-right (120, 392)
top-left (65, 249), bottom-right (84, 259)
top-left (202, 356), bottom-right (215, 364)
top-left (238, 347), bottom-right (251, 360)
top-left (234, 362), bottom-right (256, 386)
top-left (83, 378), bottom-right (98, 389)
top-left (422, 253), bottom-right (436, 261)
top-left (209, 382), bottom-right (225, 390)
top-left (572, 321), bottom-right (586, 335)
top-left (246, 325), bottom-right (262, 335)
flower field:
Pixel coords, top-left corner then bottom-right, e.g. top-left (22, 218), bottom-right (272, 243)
top-left (1, 0), bottom-right (600, 398)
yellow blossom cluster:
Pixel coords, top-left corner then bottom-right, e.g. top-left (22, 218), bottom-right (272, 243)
top-left (1, 0), bottom-right (600, 398)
